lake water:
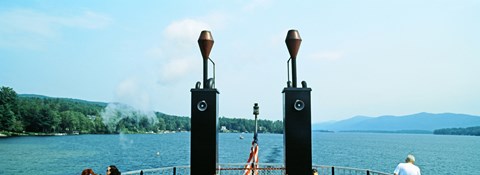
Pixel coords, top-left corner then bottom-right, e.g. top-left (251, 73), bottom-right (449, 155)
top-left (0, 132), bottom-right (479, 175)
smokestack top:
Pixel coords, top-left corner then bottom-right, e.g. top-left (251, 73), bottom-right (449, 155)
top-left (198, 30), bottom-right (214, 60)
top-left (285, 30), bottom-right (302, 59)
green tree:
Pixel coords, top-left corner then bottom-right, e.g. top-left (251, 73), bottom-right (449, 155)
top-left (19, 99), bottom-right (43, 132)
top-left (93, 116), bottom-right (107, 133)
top-left (272, 120), bottom-right (283, 133)
top-left (0, 86), bottom-right (19, 131)
top-left (156, 117), bottom-right (166, 131)
top-left (434, 126), bottom-right (480, 136)
top-left (139, 117), bottom-right (150, 131)
top-left (60, 111), bottom-right (81, 133)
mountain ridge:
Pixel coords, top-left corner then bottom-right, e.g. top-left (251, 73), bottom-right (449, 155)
top-left (313, 112), bottom-right (480, 131)
top-left (19, 94), bottom-right (108, 107)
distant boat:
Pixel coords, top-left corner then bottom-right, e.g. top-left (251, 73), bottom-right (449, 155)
top-left (239, 135), bottom-right (244, 139)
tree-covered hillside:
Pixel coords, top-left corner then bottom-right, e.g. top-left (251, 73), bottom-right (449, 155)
top-left (434, 126), bottom-right (480, 136)
top-left (0, 86), bottom-right (283, 136)
top-left (219, 117), bottom-right (283, 133)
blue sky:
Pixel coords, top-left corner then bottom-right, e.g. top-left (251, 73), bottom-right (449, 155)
top-left (1, 0), bottom-right (479, 123)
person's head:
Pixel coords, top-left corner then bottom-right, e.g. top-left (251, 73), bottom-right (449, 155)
top-left (81, 168), bottom-right (97, 175)
top-left (405, 154), bottom-right (415, 164)
top-left (312, 168), bottom-right (318, 175)
top-left (107, 165), bottom-right (121, 175)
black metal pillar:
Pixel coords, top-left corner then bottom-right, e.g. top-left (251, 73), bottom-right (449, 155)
top-left (191, 89), bottom-right (219, 175)
top-left (283, 29), bottom-right (312, 175)
top-left (191, 30), bottom-right (219, 175)
top-left (283, 87), bottom-right (312, 175)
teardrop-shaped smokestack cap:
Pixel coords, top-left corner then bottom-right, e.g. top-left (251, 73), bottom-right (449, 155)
top-left (285, 30), bottom-right (302, 59)
top-left (198, 30), bottom-right (214, 60)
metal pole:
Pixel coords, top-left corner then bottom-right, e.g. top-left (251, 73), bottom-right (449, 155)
top-left (332, 167), bottom-right (335, 175)
top-left (252, 103), bottom-right (259, 175)
top-left (253, 103), bottom-right (259, 136)
top-left (367, 170), bottom-right (370, 175)
top-left (254, 114), bottom-right (258, 135)
top-left (203, 58), bottom-right (208, 89)
top-left (291, 59), bottom-right (297, 88)
top-left (252, 114), bottom-right (257, 175)
top-left (209, 58), bottom-right (216, 88)
top-left (173, 167), bottom-right (176, 175)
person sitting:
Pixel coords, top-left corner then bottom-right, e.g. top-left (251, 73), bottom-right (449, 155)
top-left (81, 168), bottom-right (97, 175)
top-left (394, 154), bottom-right (421, 175)
top-left (107, 165), bottom-right (121, 175)
top-left (312, 168), bottom-right (319, 175)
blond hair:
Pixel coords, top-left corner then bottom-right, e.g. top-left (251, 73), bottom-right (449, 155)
top-left (405, 154), bottom-right (415, 163)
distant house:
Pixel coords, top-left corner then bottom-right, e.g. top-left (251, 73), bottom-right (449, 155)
top-left (220, 126), bottom-right (229, 132)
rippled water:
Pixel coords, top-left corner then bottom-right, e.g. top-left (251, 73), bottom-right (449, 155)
top-left (0, 132), bottom-right (478, 175)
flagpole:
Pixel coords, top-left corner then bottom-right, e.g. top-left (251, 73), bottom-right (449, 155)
top-left (252, 103), bottom-right (259, 175)
top-left (254, 103), bottom-right (259, 136)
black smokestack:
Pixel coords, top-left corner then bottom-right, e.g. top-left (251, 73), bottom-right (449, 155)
top-left (198, 30), bottom-right (214, 89)
top-left (285, 30), bottom-right (302, 88)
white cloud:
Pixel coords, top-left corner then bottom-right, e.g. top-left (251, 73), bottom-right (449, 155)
top-left (164, 19), bottom-right (211, 43)
top-left (0, 9), bottom-right (111, 49)
top-left (136, 14), bottom-right (228, 115)
top-left (0, 9), bottom-right (111, 36)
top-left (148, 18), bottom-right (213, 83)
top-left (199, 12), bottom-right (229, 30)
top-left (0, 9), bottom-right (57, 37)
top-left (160, 57), bottom-right (197, 82)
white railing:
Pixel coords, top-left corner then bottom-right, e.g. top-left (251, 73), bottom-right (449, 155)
top-left (123, 163), bottom-right (392, 175)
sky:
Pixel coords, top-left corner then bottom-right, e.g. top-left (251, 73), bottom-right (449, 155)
top-left (1, 0), bottom-right (479, 123)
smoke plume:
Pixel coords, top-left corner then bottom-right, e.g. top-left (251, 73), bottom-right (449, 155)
top-left (100, 103), bottom-right (158, 133)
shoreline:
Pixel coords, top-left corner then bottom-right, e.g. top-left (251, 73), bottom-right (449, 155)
top-left (0, 130), bottom-right (191, 138)
top-left (4, 130), bottom-right (475, 138)
top-left (0, 130), bottom-right (286, 138)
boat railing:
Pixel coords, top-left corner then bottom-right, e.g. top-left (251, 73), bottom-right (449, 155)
top-left (123, 163), bottom-right (392, 175)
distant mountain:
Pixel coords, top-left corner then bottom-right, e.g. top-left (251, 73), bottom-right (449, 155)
top-left (313, 115), bottom-right (372, 130)
top-left (313, 112), bottom-right (480, 131)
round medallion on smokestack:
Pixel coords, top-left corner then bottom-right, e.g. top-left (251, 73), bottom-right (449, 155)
top-left (197, 100), bottom-right (208, 112)
top-left (294, 99), bottom-right (305, 111)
